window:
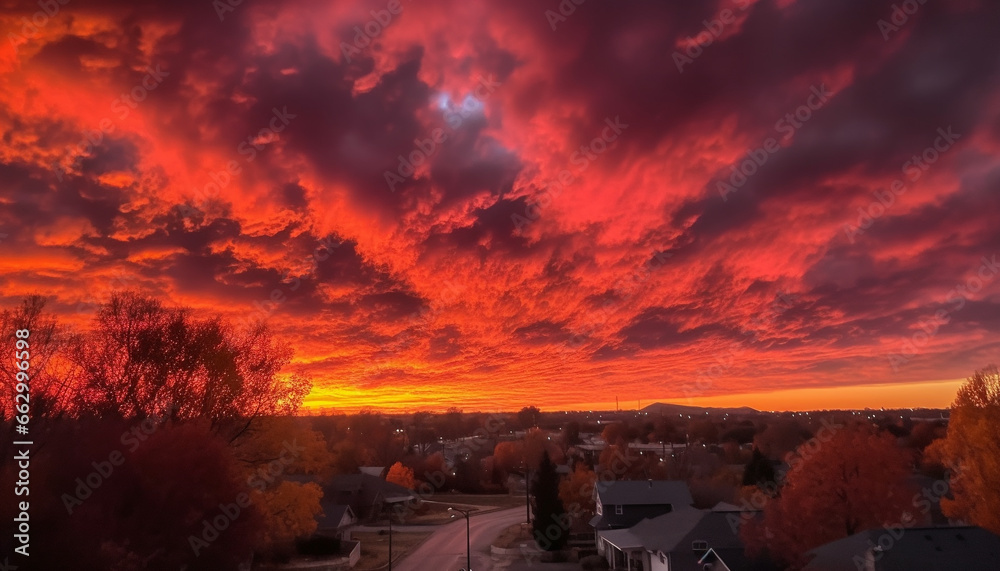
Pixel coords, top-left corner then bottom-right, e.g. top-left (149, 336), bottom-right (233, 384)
top-left (692, 540), bottom-right (708, 551)
top-left (615, 505), bottom-right (623, 515)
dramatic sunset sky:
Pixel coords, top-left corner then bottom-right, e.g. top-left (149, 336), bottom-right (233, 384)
top-left (1, 0), bottom-right (998, 412)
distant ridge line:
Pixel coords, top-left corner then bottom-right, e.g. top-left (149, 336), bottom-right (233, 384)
top-left (640, 401), bottom-right (760, 415)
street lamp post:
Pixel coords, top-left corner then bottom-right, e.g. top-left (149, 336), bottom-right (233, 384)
top-left (388, 514), bottom-right (393, 571)
top-left (449, 507), bottom-right (472, 571)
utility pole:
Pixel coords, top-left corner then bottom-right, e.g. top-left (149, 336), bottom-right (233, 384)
top-left (449, 507), bottom-right (473, 571)
top-left (525, 467), bottom-right (531, 524)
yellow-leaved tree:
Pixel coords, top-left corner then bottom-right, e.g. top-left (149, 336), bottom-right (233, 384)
top-left (254, 480), bottom-right (324, 549)
top-left (232, 416), bottom-right (332, 556)
top-left (927, 366), bottom-right (1000, 534)
top-left (558, 464), bottom-right (596, 518)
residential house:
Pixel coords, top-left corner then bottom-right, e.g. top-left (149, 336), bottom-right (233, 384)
top-left (324, 472), bottom-right (417, 522)
top-left (597, 502), bottom-right (776, 571)
top-left (590, 480), bottom-right (694, 533)
top-left (358, 466), bottom-right (387, 478)
top-left (315, 504), bottom-right (358, 540)
top-left (804, 526), bottom-right (1000, 571)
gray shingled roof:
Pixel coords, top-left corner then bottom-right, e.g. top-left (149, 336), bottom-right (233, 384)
top-left (600, 507), bottom-right (779, 570)
top-left (629, 507), bottom-right (706, 553)
top-left (324, 473), bottom-right (417, 518)
top-left (805, 526), bottom-right (1000, 571)
top-left (599, 527), bottom-right (645, 550)
top-left (595, 480), bottom-right (694, 507)
top-left (317, 504), bottom-right (355, 530)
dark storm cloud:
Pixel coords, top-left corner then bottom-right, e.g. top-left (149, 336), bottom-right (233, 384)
top-left (3, 0), bottom-right (1000, 409)
top-left (421, 196), bottom-right (534, 256)
top-left (428, 124), bottom-right (522, 205)
top-left (358, 289), bottom-right (427, 321)
top-left (619, 306), bottom-right (732, 350)
top-left (676, 0), bottom-right (1000, 245)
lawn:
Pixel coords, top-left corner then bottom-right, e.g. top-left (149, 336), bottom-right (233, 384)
top-left (351, 531), bottom-right (432, 570)
top-left (401, 501), bottom-right (480, 524)
top-left (394, 493), bottom-right (528, 524)
top-left (435, 493), bottom-right (530, 510)
top-left (492, 522), bottom-right (535, 549)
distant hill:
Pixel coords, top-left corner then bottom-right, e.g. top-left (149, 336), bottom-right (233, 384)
top-left (640, 402), bottom-right (759, 416)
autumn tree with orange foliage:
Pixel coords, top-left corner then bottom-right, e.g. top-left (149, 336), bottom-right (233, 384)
top-left (231, 416), bottom-right (331, 475)
top-left (493, 440), bottom-right (524, 474)
top-left (743, 423), bottom-right (915, 568)
top-left (600, 422), bottom-right (631, 446)
top-left (597, 441), bottom-right (651, 479)
top-left (927, 366), bottom-right (1000, 535)
top-left (754, 418), bottom-right (808, 461)
top-left (558, 464), bottom-right (597, 518)
top-left (493, 428), bottom-right (564, 474)
top-left (524, 427), bottom-right (564, 467)
top-left (387, 461), bottom-right (416, 489)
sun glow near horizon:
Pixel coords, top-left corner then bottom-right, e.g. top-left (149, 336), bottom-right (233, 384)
top-left (301, 378), bottom-right (964, 414)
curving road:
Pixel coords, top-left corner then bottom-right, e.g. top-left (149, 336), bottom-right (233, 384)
top-left (394, 507), bottom-right (528, 571)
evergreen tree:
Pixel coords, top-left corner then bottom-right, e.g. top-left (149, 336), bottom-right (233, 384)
top-left (531, 450), bottom-right (568, 551)
top-left (454, 456), bottom-right (483, 493)
top-left (742, 446), bottom-right (776, 487)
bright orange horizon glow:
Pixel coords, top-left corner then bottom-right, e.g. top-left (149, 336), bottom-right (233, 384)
top-left (301, 379), bottom-right (963, 414)
top-left (647, 378), bottom-right (962, 413)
